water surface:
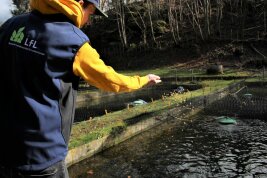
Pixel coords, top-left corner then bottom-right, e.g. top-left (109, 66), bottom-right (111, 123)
top-left (69, 114), bottom-right (267, 178)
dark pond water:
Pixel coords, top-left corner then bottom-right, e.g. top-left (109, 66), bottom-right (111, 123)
top-left (68, 113), bottom-right (267, 178)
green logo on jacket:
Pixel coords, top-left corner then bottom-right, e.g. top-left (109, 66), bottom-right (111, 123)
top-left (10, 27), bottom-right (25, 44)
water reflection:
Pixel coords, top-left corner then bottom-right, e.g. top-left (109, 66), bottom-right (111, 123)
top-left (68, 115), bottom-right (267, 178)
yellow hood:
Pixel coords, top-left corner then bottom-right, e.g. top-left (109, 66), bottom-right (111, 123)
top-left (30, 0), bottom-right (84, 28)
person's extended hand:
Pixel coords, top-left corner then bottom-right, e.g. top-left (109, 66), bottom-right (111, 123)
top-left (146, 74), bottom-right (161, 85)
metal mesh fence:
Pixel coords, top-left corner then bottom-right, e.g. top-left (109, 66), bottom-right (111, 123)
top-left (75, 80), bottom-right (267, 123)
top-left (204, 86), bottom-right (267, 119)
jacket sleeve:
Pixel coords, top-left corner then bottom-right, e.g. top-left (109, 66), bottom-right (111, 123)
top-left (73, 42), bottom-right (149, 92)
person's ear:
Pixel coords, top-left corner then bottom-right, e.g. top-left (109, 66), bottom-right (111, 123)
top-left (88, 3), bottom-right (96, 14)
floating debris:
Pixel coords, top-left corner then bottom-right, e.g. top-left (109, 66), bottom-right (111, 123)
top-left (216, 116), bottom-right (237, 125)
top-left (128, 99), bottom-right (147, 107)
top-left (244, 93), bottom-right (253, 99)
top-left (174, 86), bottom-right (185, 94)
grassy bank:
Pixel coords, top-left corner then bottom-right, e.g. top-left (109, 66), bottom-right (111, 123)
top-left (118, 67), bottom-right (255, 78)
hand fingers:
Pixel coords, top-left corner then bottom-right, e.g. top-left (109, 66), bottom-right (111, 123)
top-left (148, 74), bottom-right (161, 81)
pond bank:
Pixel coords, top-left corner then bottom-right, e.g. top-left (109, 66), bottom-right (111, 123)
top-left (66, 81), bottom-right (245, 167)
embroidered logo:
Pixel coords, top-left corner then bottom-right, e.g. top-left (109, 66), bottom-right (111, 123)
top-left (10, 27), bottom-right (25, 44)
top-left (8, 26), bottom-right (44, 56)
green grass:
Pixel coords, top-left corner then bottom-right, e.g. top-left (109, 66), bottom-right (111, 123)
top-left (118, 66), bottom-right (174, 77)
top-left (69, 122), bottom-right (126, 149)
top-left (118, 67), bottom-right (256, 78)
top-left (245, 76), bottom-right (266, 82)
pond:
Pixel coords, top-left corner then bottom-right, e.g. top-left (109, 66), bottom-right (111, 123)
top-left (74, 83), bottom-right (200, 122)
top-left (68, 114), bottom-right (267, 178)
top-left (69, 87), bottom-right (267, 178)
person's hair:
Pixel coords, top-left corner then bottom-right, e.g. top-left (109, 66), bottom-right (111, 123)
top-left (74, 0), bottom-right (92, 8)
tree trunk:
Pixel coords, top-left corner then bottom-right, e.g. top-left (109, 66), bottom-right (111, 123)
top-left (113, 0), bottom-right (128, 50)
top-left (265, 0), bottom-right (267, 33)
top-left (216, 0), bottom-right (223, 39)
top-left (147, 0), bottom-right (157, 46)
top-left (168, 0), bottom-right (178, 44)
top-left (186, 1), bottom-right (204, 40)
top-left (204, 0), bottom-right (211, 38)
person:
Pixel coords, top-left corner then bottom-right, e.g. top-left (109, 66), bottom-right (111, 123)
top-left (0, 0), bottom-right (161, 177)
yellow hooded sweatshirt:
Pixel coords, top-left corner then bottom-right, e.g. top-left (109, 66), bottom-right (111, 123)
top-left (30, 0), bottom-right (149, 92)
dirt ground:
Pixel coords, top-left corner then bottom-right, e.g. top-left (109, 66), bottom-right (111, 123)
top-left (108, 41), bottom-right (267, 71)
top-left (171, 41), bottom-right (267, 70)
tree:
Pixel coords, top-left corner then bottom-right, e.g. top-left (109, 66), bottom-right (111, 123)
top-left (203, 0), bottom-right (211, 38)
top-left (127, 3), bottom-right (148, 47)
top-left (112, 0), bottom-right (128, 50)
top-left (185, 0), bottom-right (204, 40)
top-left (12, 0), bottom-right (30, 15)
top-left (264, 0), bottom-right (267, 33)
top-left (147, 0), bottom-right (158, 46)
top-left (167, 0), bottom-right (182, 45)
top-left (216, 0), bottom-right (223, 39)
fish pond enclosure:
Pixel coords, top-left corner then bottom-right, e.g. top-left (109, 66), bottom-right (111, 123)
top-left (69, 116), bottom-right (267, 178)
top-left (74, 81), bottom-right (202, 122)
top-left (68, 80), bottom-right (267, 177)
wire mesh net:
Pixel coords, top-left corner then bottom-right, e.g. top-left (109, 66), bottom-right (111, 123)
top-left (75, 79), bottom-right (266, 123)
top-left (204, 86), bottom-right (267, 119)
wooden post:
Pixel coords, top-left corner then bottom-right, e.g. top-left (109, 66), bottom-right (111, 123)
top-left (191, 69), bottom-right (194, 82)
top-left (264, 11), bottom-right (267, 33)
top-left (263, 66), bottom-right (265, 80)
top-left (175, 69), bottom-right (178, 85)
